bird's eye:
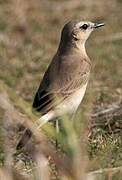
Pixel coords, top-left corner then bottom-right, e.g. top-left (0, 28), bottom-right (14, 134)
top-left (81, 24), bottom-right (88, 30)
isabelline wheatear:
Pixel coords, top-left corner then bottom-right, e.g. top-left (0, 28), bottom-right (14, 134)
top-left (17, 20), bottom-right (104, 149)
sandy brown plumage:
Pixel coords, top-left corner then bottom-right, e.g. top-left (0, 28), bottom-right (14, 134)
top-left (33, 52), bottom-right (91, 115)
top-left (17, 20), bottom-right (104, 149)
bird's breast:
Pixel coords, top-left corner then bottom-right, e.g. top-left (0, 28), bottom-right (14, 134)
top-left (55, 82), bottom-right (88, 116)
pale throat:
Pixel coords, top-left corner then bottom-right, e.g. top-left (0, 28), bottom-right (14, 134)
top-left (76, 41), bottom-right (87, 57)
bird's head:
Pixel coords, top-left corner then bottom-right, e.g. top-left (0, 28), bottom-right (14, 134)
top-left (59, 20), bottom-right (104, 51)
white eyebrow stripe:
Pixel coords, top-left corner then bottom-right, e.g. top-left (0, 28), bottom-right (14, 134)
top-left (76, 22), bottom-right (85, 28)
top-left (76, 21), bottom-right (94, 28)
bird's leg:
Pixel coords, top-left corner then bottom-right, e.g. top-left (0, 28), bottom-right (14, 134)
top-left (55, 120), bottom-right (59, 148)
top-left (56, 119), bottom-right (60, 133)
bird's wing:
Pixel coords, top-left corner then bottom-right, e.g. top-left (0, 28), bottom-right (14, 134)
top-left (32, 54), bottom-right (91, 114)
top-left (32, 67), bottom-right (54, 114)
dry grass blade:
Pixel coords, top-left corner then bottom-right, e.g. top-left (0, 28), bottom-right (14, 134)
top-left (91, 101), bottom-right (122, 133)
top-left (0, 81), bottom-right (74, 178)
top-left (86, 166), bottom-right (122, 180)
top-left (33, 153), bottom-right (50, 180)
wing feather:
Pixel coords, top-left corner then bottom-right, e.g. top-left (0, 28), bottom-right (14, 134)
top-left (32, 54), bottom-right (91, 115)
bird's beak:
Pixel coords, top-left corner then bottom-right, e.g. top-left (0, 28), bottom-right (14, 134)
top-left (93, 23), bottom-right (105, 28)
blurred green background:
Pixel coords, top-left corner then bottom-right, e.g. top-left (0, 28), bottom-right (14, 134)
top-left (0, 0), bottom-right (122, 179)
top-left (0, 0), bottom-right (121, 102)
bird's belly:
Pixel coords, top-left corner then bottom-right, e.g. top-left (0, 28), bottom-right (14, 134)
top-left (55, 83), bottom-right (88, 115)
top-left (66, 83), bottom-right (88, 112)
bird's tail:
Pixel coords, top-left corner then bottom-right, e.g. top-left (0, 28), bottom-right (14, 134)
top-left (16, 129), bottom-right (32, 150)
top-left (16, 111), bottom-right (55, 150)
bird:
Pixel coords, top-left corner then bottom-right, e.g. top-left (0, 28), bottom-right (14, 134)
top-left (17, 20), bottom-right (104, 149)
